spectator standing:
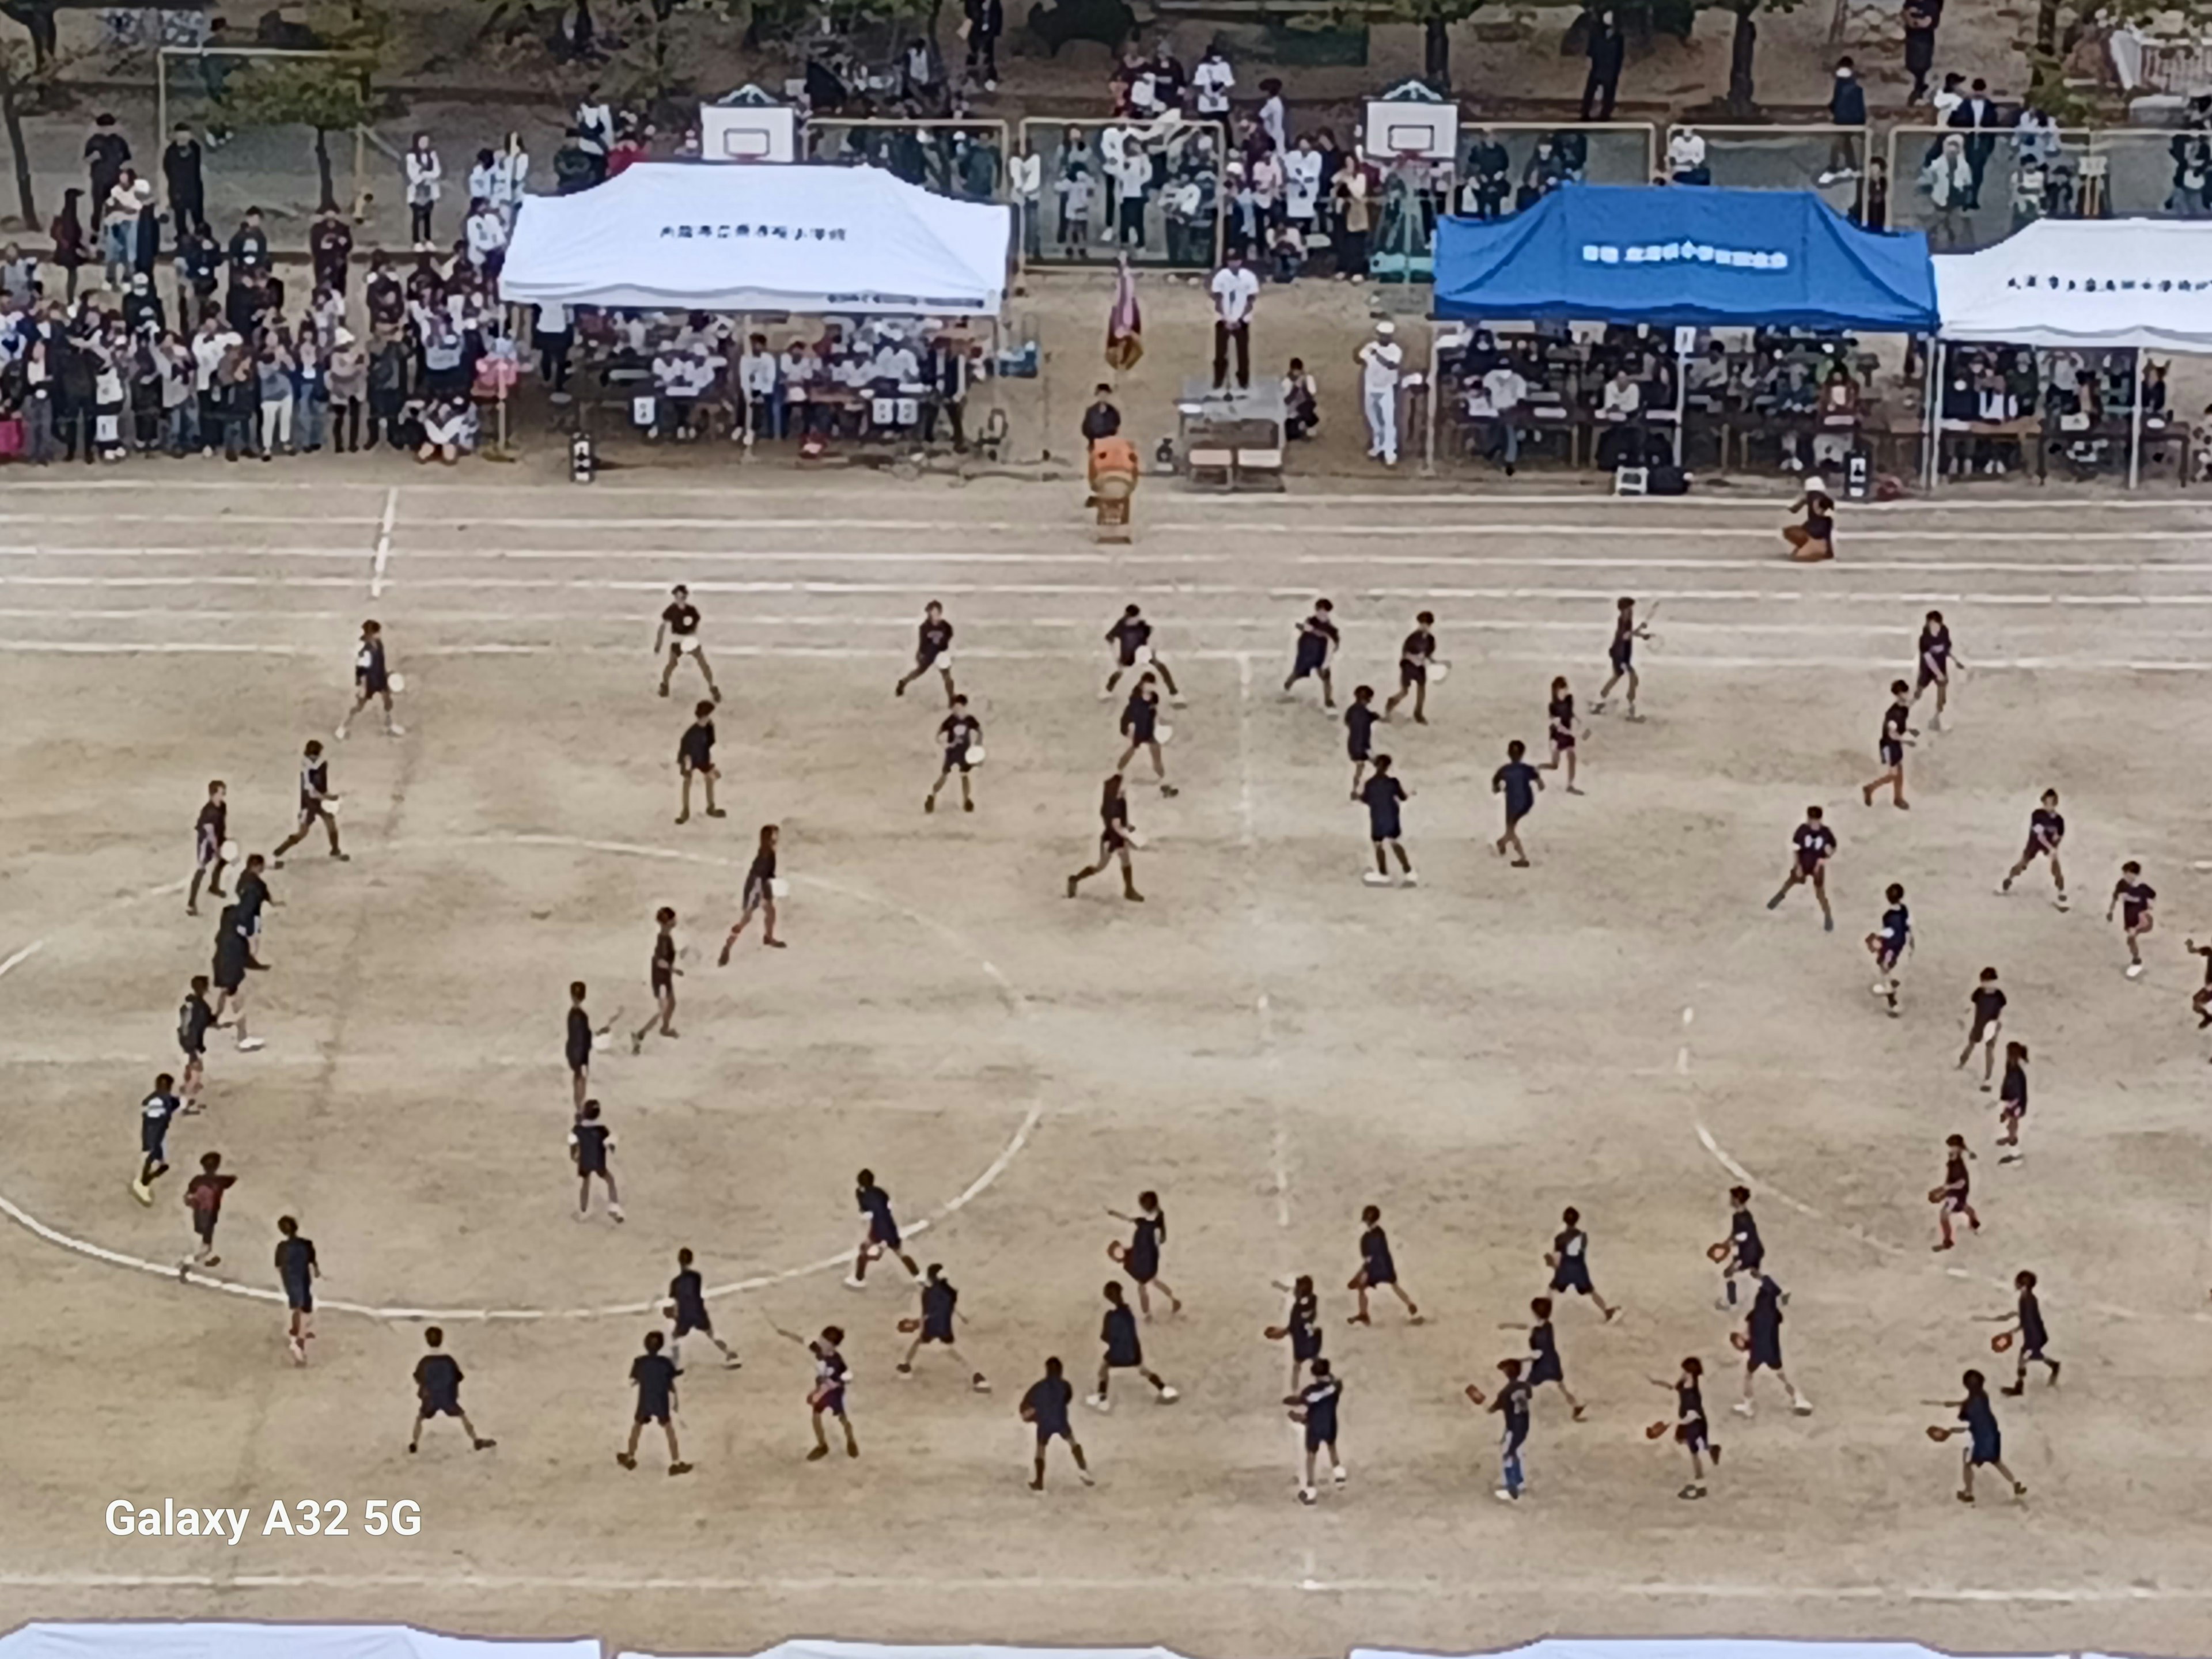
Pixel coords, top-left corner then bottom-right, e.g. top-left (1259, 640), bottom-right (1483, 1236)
top-left (1258, 79), bottom-right (1287, 152)
top-left (964, 0), bottom-right (1003, 90)
top-left (49, 190), bottom-right (87, 301)
top-left (328, 328), bottom-right (366, 452)
top-left (294, 334), bottom-right (329, 453)
top-left (309, 207), bottom-right (353, 296)
top-left (366, 325), bottom-right (408, 447)
top-left (1010, 148), bottom-right (1043, 260)
top-left (1150, 42), bottom-right (1186, 111)
top-left (491, 132), bottom-right (531, 225)
top-left (1919, 134), bottom-right (1976, 249)
top-left (1582, 9), bottom-right (1625, 122)
top-left (1284, 135), bottom-right (1322, 245)
top-left (1333, 161), bottom-right (1371, 278)
top-left (1902, 0), bottom-right (1941, 104)
top-left (1209, 249), bottom-right (1259, 389)
top-left (1667, 126), bottom-right (1709, 185)
top-left (86, 113), bottom-right (131, 209)
top-left (228, 207), bottom-right (268, 275)
top-left (405, 134), bottom-right (443, 249)
top-left (1480, 354), bottom-right (1528, 474)
top-left (256, 337), bottom-right (296, 458)
top-left (1820, 57), bottom-right (1866, 184)
top-left (1948, 79), bottom-right (1999, 210)
top-left (162, 124), bottom-right (207, 238)
top-left (738, 332), bottom-right (779, 438)
top-left (101, 170), bottom-right (141, 288)
top-left (1192, 44), bottom-right (1234, 120)
top-left (464, 198), bottom-right (509, 284)
top-left (1357, 319), bottom-right (1403, 467)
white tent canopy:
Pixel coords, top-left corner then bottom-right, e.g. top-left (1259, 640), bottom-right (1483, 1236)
top-left (500, 162), bottom-right (1011, 316)
top-left (621, 1645), bottom-right (1192, 1659)
top-left (1354, 1643), bottom-right (2053, 1659)
top-left (1934, 217), bottom-right (2212, 351)
top-left (0, 1624), bottom-right (597, 1659)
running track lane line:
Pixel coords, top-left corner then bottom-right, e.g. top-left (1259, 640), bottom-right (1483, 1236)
top-left (0, 836), bottom-right (1048, 1324)
top-left (369, 487), bottom-right (397, 599)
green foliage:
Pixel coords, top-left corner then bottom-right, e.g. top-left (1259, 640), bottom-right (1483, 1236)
top-left (221, 56), bottom-right (376, 135)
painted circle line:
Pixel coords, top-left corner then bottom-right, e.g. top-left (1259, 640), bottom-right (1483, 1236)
top-left (0, 832), bottom-right (1046, 1324)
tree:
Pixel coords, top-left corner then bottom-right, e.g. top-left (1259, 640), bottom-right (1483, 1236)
top-left (221, 55), bottom-right (377, 214)
top-left (0, 38), bottom-right (36, 229)
top-left (1695, 0), bottom-right (1804, 116)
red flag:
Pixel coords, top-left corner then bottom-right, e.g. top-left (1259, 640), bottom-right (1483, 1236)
top-left (1105, 255), bottom-right (1143, 372)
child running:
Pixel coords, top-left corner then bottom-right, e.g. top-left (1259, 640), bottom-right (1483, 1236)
top-left (1544, 677), bottom-right (1582, 792)
top-left (1282, 599), bottom-right (1339, 708)
top-left (894, 600), bottom-right (956, 702)
top-left (1066, 775), bottom-right (1142, 903)
top-left (1734, 1272), bottom-right (1812, 1416)
top-left (1649, 1357), bottom-right (1719, 1499)
top-left (337, 619), bottom-right (403, 738)
top-left (1106, 1191), bottom-right (1181, 1317)
top-left (274, 1215), bottom-right (318, 1365)
top-left (176, 975), bottom-right (214, 1108)
top-left (1910, 609), bottom-right (1958, 732)
top-left (1957, 967), bottom-right (2006, 1086)
top-left (925, 695), bottom-right (983, 815)
top-left (1926, 1369), bottom-right (2025, 1503)
top-left (1591, 597), bottom-right (1649, 719)
top-left (665, 1247), bottom-right (738, 1369)
top-left (1347, 1205), bottom-right (1421, 1325)
top-left (1384, 611), bottom-right (1437, 724)
top-left (1766, 805), bottom-right (1836, 930)
top-left (1288, 1356), bottom-right (1346, 1504)
top-left (180, 1150), bottom-right (236, 1275)
top-left (1116, 673), bottom-right (1179, 798)
top-left (846, 1168), bottom-right (921, 1286)
top-left (1358, 755), bottom-right (1415, 887)
top-left (1344, 685), bottom-right (1380, 800)
top-left (269, 740), bottom-right (346, 867)
top-left (187, 780), bottom-right (229, 916)
top-left (2001, 789), bottom-right (2068, 909)
top-left (1991, 1268), bottom-right (2060, 1393)
top-left (1861, 680), bottom-right (1914, 809)
top-left (1511, 1296), bottom-right (1585, 1421)
top-left (1930, 1132), bottom-right (1978, 1249)
top-left (719, 825), bottom-right (787, 955)
top-left (1866, 882), bottom-right (1912, 1017)
top-left (2108, 861), bottom-right (2156, 979)
top-left (896, 1263), bottom-right (987, 1391)
top-left (631, 907), bottom-right (680, 1051)
top-left (1088, 1281), bottom-right (1179, 1408)
top-left (1102, 604), bottom-right (1179, 701)
top-left (1491, 740), bottom-right (1543, 867)
top-left (132, 1073), bottom-right (182, 1205)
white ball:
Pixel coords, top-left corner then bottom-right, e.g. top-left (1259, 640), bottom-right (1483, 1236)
top-left (1132, 644), bottom-right (1153, 666)
top-left (323, 797), bottom-right (342, 816)
top-left (964, 745), bottom-right (987, 766)
top-left (389, 671), bottom-right (408, 694)
top-left (769, 877), bottom-right (790, 899)
top-left (1429, 660), bottom-right (1450, 684)
top-left (936, 652), bottom-right (954, 670)
top-left (218, 839), bottom-right (240, 863)
top-left (1156, 724), bottom-right (1175, 745)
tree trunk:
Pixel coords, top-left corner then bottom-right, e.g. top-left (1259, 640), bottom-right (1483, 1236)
top-left (0, 46), bottom-right (35, 230)
top-left (312, 124), bottom-right (338, 213)
top-left (1424, 15), bottom-right (1450, 92)
top-left (1725, 3), bottom-right (1756, 114)
top-left (2035, 0), bottom-right (2058, 57)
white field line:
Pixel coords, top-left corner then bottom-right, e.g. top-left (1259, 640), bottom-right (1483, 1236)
top-left (369, 487), bottom-right (398, 598)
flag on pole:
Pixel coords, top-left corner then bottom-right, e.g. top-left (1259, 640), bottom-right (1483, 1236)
top-left (1105, 255), bottom-right (1143, 372)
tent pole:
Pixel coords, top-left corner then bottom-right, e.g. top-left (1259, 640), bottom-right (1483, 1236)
top-left (1422, 327), bottom-right (1441, 478)
top-left (2128, 346), bottom-right (2145, 490)
top-left (1672, 331), bottom-right (1688, 468)
top-left (740, 312), bottom-right (755, 465)
top-left (1922, 338), bottom-right (1945, 494)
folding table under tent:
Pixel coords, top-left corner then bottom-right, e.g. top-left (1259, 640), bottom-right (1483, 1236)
top-left (1930, 216), bottom-right (2212, 488)
top-left (1425, 183), bottom-right (1940, 474)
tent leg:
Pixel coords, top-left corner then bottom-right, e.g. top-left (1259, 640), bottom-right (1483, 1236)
top-left (1673, 343), bottom-right (1687, 468)
top-left (2128, 346), bottom-right (2145, 490)
top-left (1922, 338), bottom-right (1945, 495)
top-left (740, 312), bottom-right (755, 465)
top-left (1421, 330), bottom-right (1440, 478)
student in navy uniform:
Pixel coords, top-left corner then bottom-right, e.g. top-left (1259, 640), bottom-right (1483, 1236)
top-left (2107, 859), bottom-right (2156, 979)
top-left (1592, 596), bottom-right (1649, 719)
top-left (675, 700), bottom-right (724, 825)
top-left (1266, 1274), bottom-right (1324, 1390)
top-left (1281, 597), bottom-right (1339, 707)
top-left (656, 584), bottom-right (722, 703)
top-left (926, 695), bottom-right (983, 814)
top-left (1865, 881), bottom-right (1912, 1016)
top-left (1347, 1203), bottom-right (1421, 1324)
top-left (132, 1073), bottom-right (183, 1205)
top-left (719, 824), bottom-right (788, 955)
top-left (1359, 755), bottom-right (1415, 886)
top-left (631, 906), bottom-right (681, 1052)
top-left (1930, 1132), bottom-right (1978, 1251)
top-left (2001, 788), bottom-right (2068, 909)
top-left (1649, 1356), bottom-right (1719, 1499)
top-left (1957, 966), bottom-right (2006, 1085)
top-left (232, 852), bottom-right (274, 971)
top-left (208, 904), bottom-right (263, 1052)
top-left (1509, 1296), bottom-right (1585, 1419)
top-left (773, 1323), bottom-right (859, 1461)
top-left (1546, 1206), bottom-right (1620, 1321)
top-left (408, 1325), bottom-right (496, 1453)
top-left (1088, 1281), bottom-right (1178, 1409)
top-left (1995, 1268), bottom-right (2060, 1393)
top-left (1860, 679), bottom-right (1914, 809)
top-left (2188, 937), bottom-right (2212, 1029)
top-left (897, 1262), bottom-right (987, 1390)
top-left (1107, 1190), bottom-right (1181, 1316)
top-left (176, 975), bottom-right (214, 1109)
top-left (1101, 603), bottom-right (1179, 701)
top-left (894, 600), bottom-right (957, 702)
top-left (1995, 1041), bottom-right (2030, 1160)
top-left (666, 1246), bottom-right (738, 1369)
top-left (1021, 1355), bottom-right (1093, 1488)
top-left (1066, 775), bottom-right (1143, 903)
top-left (1734, 1272), bottom-right (1812, 1416)
top-left (188, 779), bottom-right (229, 916)
top-left (1928, 1368), bottom-right (2025, 1502)
top-left (180, 1150), bottom-right (236, 1274)
top-left (1475, 1356), bottom-right (1533, 1501)
top-left (1344, 685), bottom-right (1380, 799)
top-left (337, 618), bottom-right (403, 739)
top-left (1715, 1185), bottom-right (1763, 1308)
top-left (846, 1168), bottom-right (921, 1286)
top-left (1384, 609), bottom-right (1437, 723)
top-left (1766, 805), bottom-right (1836, 930)
top-left (1491, 739), bottom-right (1544, 867)
top-left (1289, 1355), bottom-right (1346, 1503)
top-left (1909, 608), bottom-right (1959, 732)
top-left (1115, 672), bottom-right (1179, 798)
top-left (617, 1330), bottom-right (692, 1475)
top-left (1542, 677), bottom-right (1582, 793)
top-left (274, 1214), bottom-right (318, 1364)
top-left (569, 1099), bottom-right (624, 1223)
top-left (565, 980), bottom-right (596, 1109)
top-left (270, 740), bottom-right (346, 866)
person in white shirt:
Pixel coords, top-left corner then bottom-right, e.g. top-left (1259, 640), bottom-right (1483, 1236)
top-left (1258, 78), bottom-right (1286, 152)
top-left (1192, 47), bottom-right (1233, 118)
top-left (652, 346), bottom-right (692, 440)
top-left (1667, 126), bottom-right (1707, 184)
top-left (1597, 366), bottom-right (1643, 469)
top-left (778, 340), bottom-right (816, 436)
top-left (1209, 251), bottom-right (1260, 389)
top-left (738, 332), bottom-right (779, 438)
top-left (1114, 145), bottom-right (1153, 245)
top-left (419, 397), bottom-right (469, 464)
top-left (404, 134), bottom-right (443, 248)
top-left (1479, 358), bottom-right (1528, 473)
top-left (575, 92), bottom-right (614, 169)
top-left (1283, 135), bottom-right (1323, 234)
top-left (1357, 319), bottom-right (1404, 466)
top-left (491, 131), bottom-right (530, 221)
top-left (467, 149), bottom-right (499, 211)
top-left (463, 197), bottom-right (507, 276)
top-left (1010, 149), bottom-right (1043, 260)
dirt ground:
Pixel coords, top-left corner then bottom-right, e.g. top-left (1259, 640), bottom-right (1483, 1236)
top-left (3, 467), bottom-right (2212, 1657)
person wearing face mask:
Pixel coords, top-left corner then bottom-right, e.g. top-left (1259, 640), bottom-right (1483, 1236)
top-left (1819, 57), bottom-right (1866, 185)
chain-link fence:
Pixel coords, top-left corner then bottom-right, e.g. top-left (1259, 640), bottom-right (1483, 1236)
top-left (1885, 124), bottom-right (2209, 253)
top-left (1449, 122), bottom-right (1656, 219)
top-left (1018, 118), bottom-right (1227, 271)
top-left (806, 118), bottom-right (1010, 206)
top-left (1671, 124), bottom-right (1868, 221)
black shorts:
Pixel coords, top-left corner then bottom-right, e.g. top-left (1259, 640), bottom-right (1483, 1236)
top-left (651, 969), bottom-right (673, 996)
top-left (919, 1319), bottom-right (955, 1346)
top-left (1348, 741), bottom-right (1371, 763)
top-left (358, 671), bottom-right (389, 696)
top-left (1796, 854), bottom-right (1824, 878)
top-left (1368, 819), bottom-right (1400, 844)
top-left (1529, 1357), bottom-right (1563, 1387)
top-left (870, 1216), bottom-right (904, 1251)
top-left (1123, 1252), bottom-right (1157, 1285)
top-left (212, 964), bottom-right (245, 994)
top-left (1104, 1344), bottom-right (1142, 1370)
top-left (1609, 645), bottom-right (1632, 673)
top-left (635, 1407), bottom-right (671, 1426)
top-left (2020, 838), bottom-right (2051, 865)
top-left (179, 1036), bottom-right (204, 1061)
top-left (744, 876), bottom-right (771, 910)
top-left (577, 1155), bottom-right (608, 1177)
top-left (1676, 1419), bottom-right (1709, 1452)
top-left (196, 832), bottom-right (222, 869)
top-left (1099, 831), bottom-right (1128, 858)
top-left (296, 802), bottom-right (328, 830)
top-left (284, 1281), bottom-right (313, 1313)
top-left (192, 1210), bottom-right (219, 1243)
top-left (567, 1049), bottom-right (591, 1074)
top-left (1916, 661), bottom-right (1946, 690)
top-left (943, 748), bottom-right (971, 774)
top-left (1303, 1424), bottom-right (1334, 1452)
top-left (1879, 739), bottom-right (1904, 766)
top-left (1291, 640), bottom-right (1327, 679)
top-left (419, 1396), bottom-right (463, 1419)
top-left (673, 1308), bottom-right (711, 1337)
top-left (1551, 732), bottom-right (1575, 752)
top-left (1550, 1258), bottom-right (1592, 1296)
top-left (1035, 1422), bottom-right (1072, 1445)
top-left (1748, 1338), bottom-right (1782, 1372)
top-left (1398, 661), bottom-right (1426, 687)
top-left (1291, 1327), bottom-right (1321, 1362)
top-left (1968, 1018), bottom-right (1998, 1045)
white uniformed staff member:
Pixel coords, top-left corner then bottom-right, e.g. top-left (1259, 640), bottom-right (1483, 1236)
top-left (1357, 320), bottom-right (1404, 467)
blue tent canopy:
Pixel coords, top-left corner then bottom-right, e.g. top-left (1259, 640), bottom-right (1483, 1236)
top-left (1433, 184), bottom-right (1938, 333)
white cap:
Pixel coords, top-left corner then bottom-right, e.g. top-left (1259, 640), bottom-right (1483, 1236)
top-left (1375, 319), bottom-right (1396, 336)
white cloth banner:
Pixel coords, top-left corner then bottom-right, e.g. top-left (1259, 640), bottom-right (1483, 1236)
top-left (0, 1624), bottom-right (598, 1659)
top-left (623, 1646), bottom-right (1192, 1659)
top-left (1934, 217), bottom-right (2212, 351)
top-left (499, 162), bottom-right (1010, 316)
top-left (1356, 1643), bottom-right (2052, 1659)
